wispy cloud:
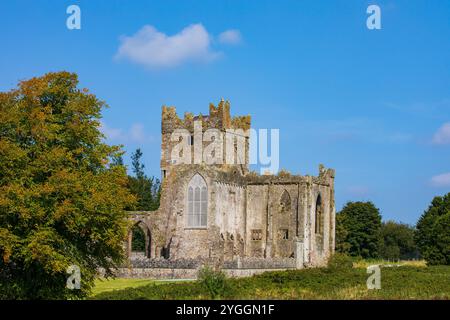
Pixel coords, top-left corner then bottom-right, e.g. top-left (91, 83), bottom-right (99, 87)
top-left (384, 99), bottom-right (450, 120)
top-left (99, 121), bottom-right (155, 144)
top-left (431, 122), bottom-right (450, 145)
top-left (115, 24), bottom-right (241, 69)
top-left (345, 185), bottom-right (370, 197)
top-left (218, 29), bottom-right (242, 45)
top-left (301, 117), bottom-right (413, 145)
top-left (430, 172), bottom-right (450, 187)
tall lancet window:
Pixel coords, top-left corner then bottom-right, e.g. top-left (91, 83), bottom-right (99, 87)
top-left (187, 173), bottom-right (208, 227)
top-left (280, 190), bottom-right (291, 213)
top-left (315, 194), bottom-right (323, 235)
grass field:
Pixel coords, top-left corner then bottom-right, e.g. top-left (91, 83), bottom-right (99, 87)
top-left (91, 262), bottom-right (450, 300)
top-left (92, 278), bottom-right (193, 296)
top-left (351, 259), bottom-right (426, 269)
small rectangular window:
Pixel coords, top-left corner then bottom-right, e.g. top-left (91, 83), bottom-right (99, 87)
top-left (279, 229), bottom-right (289, 240)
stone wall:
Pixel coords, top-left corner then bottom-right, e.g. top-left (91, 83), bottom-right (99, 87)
top-left (223, 257), bottom-right (296, 269)
top-left (107, 267), bottom-right (295, 280)
top-left (112, 255), bottom-right (297, 280)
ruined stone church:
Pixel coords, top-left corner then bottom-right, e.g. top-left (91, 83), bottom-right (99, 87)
top-left (127, 100), bottom-right (335, 270)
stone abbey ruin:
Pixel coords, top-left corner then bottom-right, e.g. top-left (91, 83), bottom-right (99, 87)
top-left (122, 100), bottom-right (335, 278)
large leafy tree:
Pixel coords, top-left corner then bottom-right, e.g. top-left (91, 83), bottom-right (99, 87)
top-left (415, 193), bottom-right (450, 265)
top-left (336, 201), bottom-right (382, 258)
top-left (0, 72), bottom-right (135, 299)
top-left (379, 221), bottom-right (418, 260)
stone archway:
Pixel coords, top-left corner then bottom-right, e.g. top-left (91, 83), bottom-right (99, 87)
top-left (127, 221), bottom-right (152, 258)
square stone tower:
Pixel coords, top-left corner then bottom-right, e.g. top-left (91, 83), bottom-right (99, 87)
top-left (160, 99), bottom-right (252, 179)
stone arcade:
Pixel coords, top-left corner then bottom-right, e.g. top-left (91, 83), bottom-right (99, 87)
top-left (124, 100), bottom-right (335, 277)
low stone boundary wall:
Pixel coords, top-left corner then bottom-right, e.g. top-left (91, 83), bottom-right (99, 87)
top-left (112, 268), bottom-right (198, 279)
top-left (109, 256), bottom-right (298, 279)
top-left (223, 257), bottom-right (296, 269)
top-left (127, 257), bottom-right (202, 269)
top-left (107, 267), bottom-right (292, 279)
top-left (127, 256), bottom-right (296, 270)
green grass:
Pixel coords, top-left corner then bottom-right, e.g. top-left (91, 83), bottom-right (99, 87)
top-left (92, 278), bottom-right (157, 296)
top-left (91, 265), bottom-right (450, 300)
top-left (352, 259), bottom-right (427, 269)
top-left (91, 278), bottom-right (194, 296)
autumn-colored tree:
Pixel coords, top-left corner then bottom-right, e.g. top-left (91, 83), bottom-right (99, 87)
top-left (0, 72), bottom-right (135, 299)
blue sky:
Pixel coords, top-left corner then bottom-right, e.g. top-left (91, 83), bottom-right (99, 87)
top-left (1, 0), bottom-right (449, 224)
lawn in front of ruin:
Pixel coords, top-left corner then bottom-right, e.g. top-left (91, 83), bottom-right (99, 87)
top-left (91, 278), bottom-right (194, 296)
top-left (91, 261), bottom-right (450, 300)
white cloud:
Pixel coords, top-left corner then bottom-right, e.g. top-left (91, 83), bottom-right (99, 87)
top-left (99, 121), bottom-right (123, 141)
top-left (430, 172), bottom-right (450, 187)
top-left (99, 121), bottom-right (155, 144)
top-left (115, 24), bottom-right (222, 68)
top-left (218, 29), bottom-right (242, 45)
top-left (432, 122), bottom-right (450, 145)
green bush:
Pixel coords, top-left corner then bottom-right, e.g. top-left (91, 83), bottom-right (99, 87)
top-left (327, 253), bottom-right (354, 270)
top-left (197, 266), bottom-right (228, 299)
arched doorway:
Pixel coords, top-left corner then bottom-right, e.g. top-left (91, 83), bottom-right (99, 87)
top-left (129, 221), bottom-right (151, 258)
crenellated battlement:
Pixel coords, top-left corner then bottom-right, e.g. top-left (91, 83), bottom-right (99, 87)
top-left (162, 99), bottom-right (251, 134)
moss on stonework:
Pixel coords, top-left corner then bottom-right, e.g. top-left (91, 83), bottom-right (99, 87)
top-left (231, 115), bottom-right (251, 130)
top-left (162, 100), bottom-right (251, 132)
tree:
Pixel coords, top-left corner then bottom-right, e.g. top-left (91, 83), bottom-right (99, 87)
top-left (131, 148), bottom-right (145, 179)
top-left (379, 221), bottom-right (418, 260)
top-left (127, 149), bottom-right (160, 211)
top-left (336, 201), bottom-right (382, 259)
top-left (0, 72), bottom-right (135, 299)
top-left (335, 213), bottom-right (351, 254)
top-left (111, 153), bottom-right (124, 167)
top-left (415, 193), bottom-right (450, 265)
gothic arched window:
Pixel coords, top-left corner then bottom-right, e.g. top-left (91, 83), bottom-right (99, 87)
top-left (315, 194), bottom-right (323, 235)
top-left (187, 174), bottom-right (207, 227)
top-left (280, 190), bottom-right (291, 213)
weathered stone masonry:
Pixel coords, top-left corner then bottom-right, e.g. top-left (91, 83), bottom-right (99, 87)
top-left (126, 100), bottom-right (335, 275)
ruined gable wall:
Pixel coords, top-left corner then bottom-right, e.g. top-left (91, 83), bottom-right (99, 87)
top-left (213, 181), bottom-right (246, 260)
top-left (245, 184), bottom-right (268, 258)
top-left (163, 166), bottom-right (215, 260)
top-left (159, 165), bottom-right (248, 263)
top-left (306, 168), bottom-right (335, 267)
top-left (244, 167), bottom-right (335, 266)
top-left (245, 182), bottom-right (307, 259)
top-left (267, 184), bottom-right (301, 258)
